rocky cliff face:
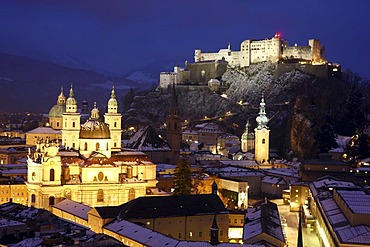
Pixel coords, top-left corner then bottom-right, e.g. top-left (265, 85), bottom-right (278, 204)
top-left (125, 62), bottom-right (369, 159)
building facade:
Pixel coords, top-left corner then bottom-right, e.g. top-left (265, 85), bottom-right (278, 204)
top-left (26, 87), bottom-right (157, 211)
top-left (195, 34), bottom-right (325, 67)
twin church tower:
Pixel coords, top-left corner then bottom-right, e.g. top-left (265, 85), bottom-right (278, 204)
top-left (49, 85), bottom-right (122, 157)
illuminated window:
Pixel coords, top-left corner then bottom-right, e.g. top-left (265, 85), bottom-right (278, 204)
top-left (97, 189), bottom-right (104, 202)
top-left (189, 232), bottom-right (193, 238)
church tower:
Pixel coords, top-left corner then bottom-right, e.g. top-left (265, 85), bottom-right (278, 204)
top-left (27, 139), bottom-right (63, 210)
top-left (48, 87), bottom-right (66, 130)
top-left (254, 96), bottom-right (270, 164)
top-left (166, 84), bottom-right (181, 164)
top-left (104, 86), bottom-right (122, 152)
top-left (62, 85), bottom-right (81, 149)
top-left (241, 120), bottom-right (255, 152)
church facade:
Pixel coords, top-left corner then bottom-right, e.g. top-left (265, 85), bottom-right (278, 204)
top-left (26, 86), bottom-right (157, 211)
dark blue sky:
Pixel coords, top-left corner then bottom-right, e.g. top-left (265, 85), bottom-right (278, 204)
top-left (1, 0), bottom-right (370, 78)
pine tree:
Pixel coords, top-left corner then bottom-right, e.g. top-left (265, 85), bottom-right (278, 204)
top-left (173, 157), bottom-right (193, 195)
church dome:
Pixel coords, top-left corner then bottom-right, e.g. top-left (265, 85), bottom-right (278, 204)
top-left (66, 85), bottom-right (77, 106)
top-left (49, 104), bottom-right (66, 117)
top-left (79, 103), bottom-right (110, 139)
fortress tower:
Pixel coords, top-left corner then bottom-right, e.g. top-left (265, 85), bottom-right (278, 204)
top-left (254, 96), bottom-right (270, 165)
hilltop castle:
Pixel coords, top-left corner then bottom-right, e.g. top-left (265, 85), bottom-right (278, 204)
top-left (194, 33), bottom-right (325, 67)
top-left (159, 34), bottom-right (341, 89)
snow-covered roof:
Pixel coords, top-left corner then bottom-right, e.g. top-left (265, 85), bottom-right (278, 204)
top-left (53, 199), bottom-right (91, 220)
top-left (261, 176), bottom-right (286, 185)
top-left (335, 190), bottom-right (370, 214)
top-left (1, 169), bottom-right (27, 175)
top-left (26, 127), bottom-right (61, 134)
top-left (243, 201), bottom-right (285, 244)
top-left (0, 217), bottom-right (25, 227)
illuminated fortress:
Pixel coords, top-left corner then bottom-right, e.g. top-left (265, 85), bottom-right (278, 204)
top-left (194, 33), bottom-right (325, 67)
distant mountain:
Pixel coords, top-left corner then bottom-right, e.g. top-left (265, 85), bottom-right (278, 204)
top-left (0, 53), bottom-right (149, 113)
top-left (124, 59), bottom-right (184, 85)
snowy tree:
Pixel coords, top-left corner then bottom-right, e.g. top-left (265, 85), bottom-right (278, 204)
top-left (173, 157), bottom-right (193, 195)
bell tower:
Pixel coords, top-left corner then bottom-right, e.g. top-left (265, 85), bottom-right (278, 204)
top-left (241, 120), bottom-right (255, 152)
top-left (62, 84), bottom-right (81, 150)
top-left (254, 96), bottom-right (270, 164)
top-left (166, 84), bottom-right (181, 164)
top-left (104, 86), bottom-right (122, 152)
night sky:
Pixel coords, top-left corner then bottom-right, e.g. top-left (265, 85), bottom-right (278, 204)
top-left (1, 0), bottom-right (370, 78)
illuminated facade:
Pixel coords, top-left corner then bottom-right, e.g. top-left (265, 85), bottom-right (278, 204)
top-left (194, 34), bottom-right (325, 67)
top-left (241, 120), bottom-right (254, 153)
top-left (254, 97), bottom-right (270, 165)
top-left (26, 87), bottom-right (157, 211)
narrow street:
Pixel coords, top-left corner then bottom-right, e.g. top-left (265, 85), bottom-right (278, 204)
top-left (271, 199), bottom-right (321, 247)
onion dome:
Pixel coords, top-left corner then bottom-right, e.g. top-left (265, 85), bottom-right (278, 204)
top-left (79, 102), bottom-right (111, 139)
top-left (57, 87), bottom-right (66, 105)
top-left (256, 96), bottom-right (269, 130)
top-left (107, 86), bottom-right (118, 113)
top-left (49, 87), bottom-right (66, 117)
top-left (66, 84), bottom-right (77, 106)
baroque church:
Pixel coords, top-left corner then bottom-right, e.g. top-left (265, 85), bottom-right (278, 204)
top-left (26, 86), bottom-right (157, 211)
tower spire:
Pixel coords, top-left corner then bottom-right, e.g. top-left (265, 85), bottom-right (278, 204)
top-left (57, 86), bottom-right (66, 105)
top-left (256, 95), bottom-right (269, 130)
top-left (91, 102), bottom-right (99, 119)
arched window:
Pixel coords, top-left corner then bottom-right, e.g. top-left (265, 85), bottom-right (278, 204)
top-left (262, 138), bottom-right (265, 144)
top-left (31, 194), bottom-right (36, 203)
top-left (97, 189), bottom-right (104, 202)
top-left (106, 143), bottom-right (109, 151)
top-left (128, 188), bottom-right (135, 201)
top-left (50, 169), bottom-right (55, 181)
top-left (84, 142), bottom-right (88, 151)
top-left (56, 122), bottom-right (59, 127)
top-left (114, 122), bottom-right (117, 128)
top-left (49, 196), bottom-right (55, 206)
top-left (96, 142), bottom-right (100, 151)
top-left (72, 122), bottom-right (75, 128)
top-left (114, 142), bottom-right (117, 148)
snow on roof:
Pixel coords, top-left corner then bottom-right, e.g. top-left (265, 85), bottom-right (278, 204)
top-left (336, 225), bottom-right (370, 245)
top-left (104, 219), bottom-right (180, 246)
top-left (0, 217), bottom-right (25, 227)
top-left (265, 168), bottom-right (299, 178)
top-left (53, 199), bottom-right (91, 220)
top-left (336, 190), bottom-right (370, 214)
top-left (1, 169), bottom-right (27, 175)
top-left (243, 202), bottom-right (285, 244)
top-left (262, 176), bottom-right (286, 185)
top-left (8, 237), bottom-right (42, 247)
top-left (219, 160), bottom-right (257, 167)
top-left (26, 127), bottom-right (61, 134)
